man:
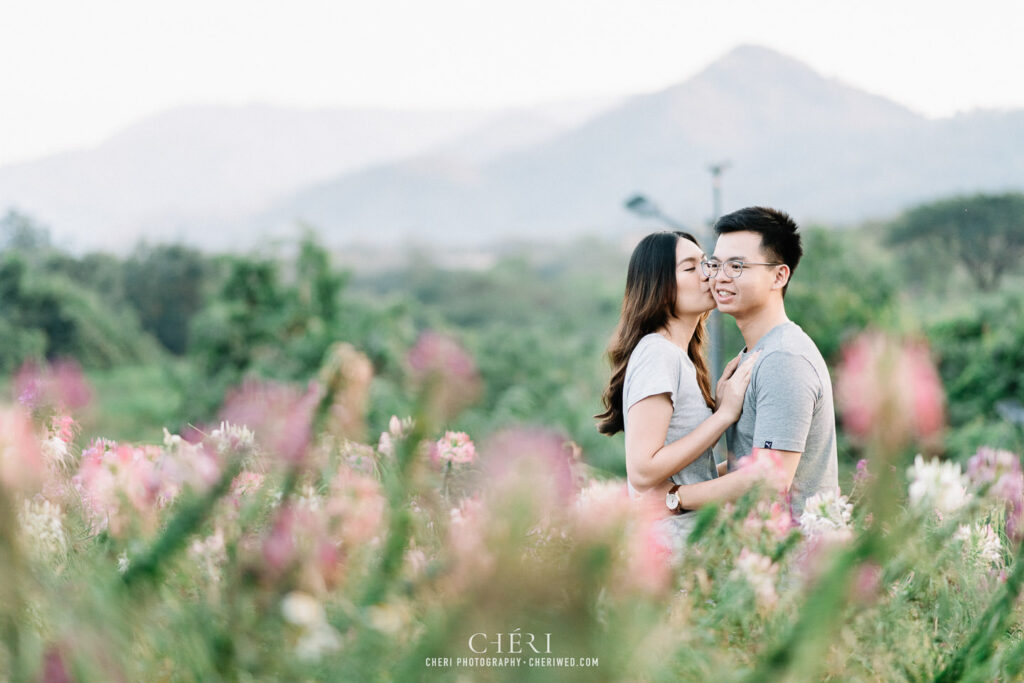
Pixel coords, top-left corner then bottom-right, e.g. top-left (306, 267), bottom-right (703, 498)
top-left (672, 206), bottom-right (838, 516)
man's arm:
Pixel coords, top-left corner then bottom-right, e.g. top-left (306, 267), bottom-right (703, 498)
top-left (677, 448), bottom-right (801, 508)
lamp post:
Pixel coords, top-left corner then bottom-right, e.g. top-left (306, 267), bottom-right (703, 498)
top-left (624, 192), bottom-right (724, 383)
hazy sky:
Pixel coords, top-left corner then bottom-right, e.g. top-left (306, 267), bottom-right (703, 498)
top-left (2, 0), bottom-right (1022, 167)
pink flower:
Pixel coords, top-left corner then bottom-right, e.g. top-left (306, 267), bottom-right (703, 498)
top-left (431, 431), bottom-right (477, 466)
top-left (406, 331), bottom-right (481, 420)
top-left (318, 342), bottom-right (374, 440)
top-left (966, 447), bottom-right (1024, 541)
top-left (14, 360), bottom-right (91, 412)
top-left (854, 459), bottom-right (874, 487)
top-left (72, 440), bottom-right (165, 536)
top-left (622, 510), bottom-right (673, 596)
top-left (263, 505), bottom-right (298, 573)
top-left (0, 405), bottom-right (44, 492)
top-left (326, 466), bottom-right (386, 547)
top-left (851, 562), bottom-right (882, 602)
top-left (732, 548), bottom-right (780, 609)
top-left (737, 448), bottom-right (790, 495)
top-left (220, 379), bottom-right (321, 465)
top-left (481, 428), bottom-right (578, 512)
top-left (836, 332), bottom-right (945, 445)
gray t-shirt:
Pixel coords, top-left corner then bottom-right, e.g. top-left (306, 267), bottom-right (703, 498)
top-left (623, 333), bottom-right (719, 491)
top-left (725, 321), bottom-right (839, 516)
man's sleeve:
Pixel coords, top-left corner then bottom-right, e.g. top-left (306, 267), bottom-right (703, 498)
top-left (750, 351), bottom-right (820, 453)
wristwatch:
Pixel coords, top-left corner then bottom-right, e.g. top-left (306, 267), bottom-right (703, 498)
top-left (666, 484), bottom-right (684, 514)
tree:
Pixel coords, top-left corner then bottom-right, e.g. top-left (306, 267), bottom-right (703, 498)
top-left (123, 244), bottom-right (208, 354)
top-left (888, 193), bottom-right (1024, 289)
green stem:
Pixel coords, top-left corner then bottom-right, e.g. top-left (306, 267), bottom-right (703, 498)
top-left (934, 538), bottom-right (1024, 683)
top-left (122, 457), bottom-right (242, 588)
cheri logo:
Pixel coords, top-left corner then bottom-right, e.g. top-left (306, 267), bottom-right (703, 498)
top-left (468, 629), bottom-right (552, 654)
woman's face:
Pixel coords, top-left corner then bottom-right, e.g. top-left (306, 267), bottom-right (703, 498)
top-left (673, 237), bottom-right (715, 316)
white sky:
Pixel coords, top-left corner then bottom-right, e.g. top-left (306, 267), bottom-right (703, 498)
top-left (2, 0), bottom-right (1023, 167)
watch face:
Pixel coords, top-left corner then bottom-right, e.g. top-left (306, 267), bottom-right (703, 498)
top-left (666, 492), bottom-right (680, 510)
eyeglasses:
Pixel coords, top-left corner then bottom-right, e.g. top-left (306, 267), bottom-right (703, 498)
top-left (700, 259), bottom-right (783, 279)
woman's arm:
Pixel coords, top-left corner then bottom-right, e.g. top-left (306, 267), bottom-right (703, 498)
top-left (625, 395), bottom-right (734, 490)
top-left (626, 351), bottom-right (758, 493)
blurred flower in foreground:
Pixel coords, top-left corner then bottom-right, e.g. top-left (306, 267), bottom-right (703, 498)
top-left (732, 548), bottom-right (779, 610)
top-left (482, 428), bottom-right (577, 511)
top-left (19, 498), bottom-right (68, 563)
top-left (318, 342), bottom-right (374, 440)
top-left (737, 447), bottom-right (790, 494)
top-left (573, 479), bottom-right (631, 539)
top-left (907, 455), bottom-right (969, 515)
top-left (281, 591), bottom-right (341, 661)
top-left (836, 332), bottom-right (945, 445)
top-left (221, 380), bottom-right (320, 466)
top-left (406, 331), bottom-right (481, 421)
top-left (0, 405), bottom-right (44, 492)
top-left (13, 359), bottom-right (92, 413)
top-left (431, 431), bottom-right (476, 466)
top-left (742, 500), bottom-right (794, 542)
top-left (799, 489), bottom-right (853, 541)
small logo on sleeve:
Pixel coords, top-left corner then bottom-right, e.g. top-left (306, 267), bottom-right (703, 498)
top-left (763, 440), bottom-right (773, 448)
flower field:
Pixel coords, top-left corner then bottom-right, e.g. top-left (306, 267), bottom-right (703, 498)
top-left (2, 331), bottom-right (1023, 682)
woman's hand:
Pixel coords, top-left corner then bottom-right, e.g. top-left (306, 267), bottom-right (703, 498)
top-left (715, 351), bottom-right (759, 422)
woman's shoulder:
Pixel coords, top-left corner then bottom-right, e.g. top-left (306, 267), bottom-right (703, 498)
top-left (627, 334), bottom-right (687, 373)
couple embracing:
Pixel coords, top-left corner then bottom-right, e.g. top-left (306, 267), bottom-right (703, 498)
top-left (598, 207), bottom-right (838, 542)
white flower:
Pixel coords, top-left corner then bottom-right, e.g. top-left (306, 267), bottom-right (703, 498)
top-left (19, 498), bottom-right (68, 561)
top-left (907, 455), bottom-right (970, 514)
top-left (117, 552), bottom-right (131, 574)
top-left (282, 591), bottom-right (325, 627)
top-left (281, 591), bottom-right (341, 661)
top-left (189, 529), bottom-right (227, 583)
top-left (731, 548), bottom-right (779, 609)
top-left (209, 421), bottom-right (255, 454)
top-left (40, 437), bottom-right (72, 469)
top-left (295, 621), bottom-right (341, 661)
top-left (799, 489), bottom-right (853, 539)
top-left (954, 523), bottom-right (1003, 569)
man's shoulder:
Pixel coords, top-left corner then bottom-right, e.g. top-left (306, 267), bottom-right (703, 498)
top-left (763, 322), bottom-right (826, 364)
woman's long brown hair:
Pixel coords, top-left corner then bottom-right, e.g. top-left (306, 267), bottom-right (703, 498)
top-left (595, 231), bottom-right (714, 435)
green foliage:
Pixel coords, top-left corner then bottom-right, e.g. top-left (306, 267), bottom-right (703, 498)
top-left (356, 238), bottom-right (628, 473)
top-left (122, 244), bottom-right (208, 355)
top-left (927, 291), bottom-right (1024, 453)
top-left (0, 252), bottom-right (158, 374)
top-left (888, 192), bottom-right (1024, 289)
top-left (186, 234), bottom-right (414, 423)
top-left (786, 226), bottom-right (899, 363)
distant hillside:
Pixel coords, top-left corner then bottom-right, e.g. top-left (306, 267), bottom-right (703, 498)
top-left (255, 44), bottom-right (1024, 247)
top-left (3, 45), bottom-right (1022, 252)
top-left (0, 104), bottom-right (586, 251)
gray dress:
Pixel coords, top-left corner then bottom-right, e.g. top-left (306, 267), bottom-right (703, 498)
top-left (623, 333), bottom-right (719, 555)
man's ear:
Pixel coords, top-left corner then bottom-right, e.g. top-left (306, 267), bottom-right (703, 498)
top-left (772, 264), bottom-right (791, 291)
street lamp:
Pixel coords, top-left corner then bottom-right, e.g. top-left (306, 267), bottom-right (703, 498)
top-left (624, 192), bottom-right (724, 382)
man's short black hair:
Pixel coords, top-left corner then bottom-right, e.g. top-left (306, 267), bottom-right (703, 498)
top-left (714, 206), bottom-right (803, 295)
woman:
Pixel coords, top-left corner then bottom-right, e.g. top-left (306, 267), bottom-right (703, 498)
top-left (596, 231), bottom-right (756, 538)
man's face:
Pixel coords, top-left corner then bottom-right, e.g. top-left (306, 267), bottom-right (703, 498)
top-left (709, 231), bottom-right (784, 316)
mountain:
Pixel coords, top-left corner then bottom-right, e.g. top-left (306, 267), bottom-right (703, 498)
top-left (0, 103), bottom-right (595, 251)
top-left (3, 45), bottom-right (1023, 252)
top-left (254, 44), bottom-right (1024, 247)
